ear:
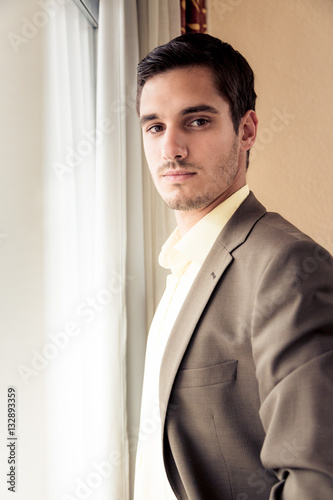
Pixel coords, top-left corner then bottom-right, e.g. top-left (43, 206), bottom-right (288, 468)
top-left (239, 110), bottom-right (258, 152)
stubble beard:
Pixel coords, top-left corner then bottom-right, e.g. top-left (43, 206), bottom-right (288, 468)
top-left (161, 138), bottom-right (240, 211)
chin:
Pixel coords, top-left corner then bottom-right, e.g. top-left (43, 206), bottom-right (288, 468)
top-left (163, 194), bottom-right (213, 212)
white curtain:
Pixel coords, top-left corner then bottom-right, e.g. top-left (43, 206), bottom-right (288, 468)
top-left (94, 0), bottom-right (147, 497)
top-left (44, 3), bottom-right (100, 499)
top-left (44, 1), bottom-right (145, 499)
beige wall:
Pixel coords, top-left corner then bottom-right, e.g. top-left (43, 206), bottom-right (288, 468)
top-left (208, 0), bottom-right (333, 253)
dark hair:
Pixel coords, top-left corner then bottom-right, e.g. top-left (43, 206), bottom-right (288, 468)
top-left (136, 33), bottom-right (257, 135)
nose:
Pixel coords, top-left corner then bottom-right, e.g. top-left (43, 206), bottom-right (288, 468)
top-left (161, 129), bottom-right (188, 161)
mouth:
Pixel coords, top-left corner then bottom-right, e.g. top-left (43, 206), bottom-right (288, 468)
top-left (162, 169), bottom-right (197, 183)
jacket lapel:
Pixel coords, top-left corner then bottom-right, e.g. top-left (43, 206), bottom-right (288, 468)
top-left (159, 192), bottom-right (267, 426)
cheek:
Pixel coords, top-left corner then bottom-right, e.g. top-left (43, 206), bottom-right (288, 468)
top-left (191, 135), bottom-right (223, 158)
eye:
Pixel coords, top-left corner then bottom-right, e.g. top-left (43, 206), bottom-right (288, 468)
top-left (188, 118), bottom-right (210, 128)
top-left (146, 124), bottom-right (164, 134)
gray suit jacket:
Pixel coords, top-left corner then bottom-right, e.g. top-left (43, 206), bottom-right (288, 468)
top-left (159, 192), bottom-right (333, 499)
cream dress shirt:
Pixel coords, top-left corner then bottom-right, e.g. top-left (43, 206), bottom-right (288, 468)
top-left (134, 186), bottom-right (250, 500)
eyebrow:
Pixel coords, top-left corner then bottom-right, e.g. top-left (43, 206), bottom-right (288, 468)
top-left (140, 113), bottom-right (158, 126)
top-left (180, 105), bottom-right (220, 116)
top-left (139, 104), bottom-right (220, 126)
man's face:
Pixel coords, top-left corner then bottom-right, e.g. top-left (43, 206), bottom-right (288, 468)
top-left (139, 66), bottom-right (246, 213)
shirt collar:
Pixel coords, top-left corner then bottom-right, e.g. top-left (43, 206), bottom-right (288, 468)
top-left (159, 185), bottom-right (250, 274)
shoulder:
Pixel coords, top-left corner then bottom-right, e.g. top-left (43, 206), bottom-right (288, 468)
top-left (248, 208), bottom-right (332, 277)
top-left (249, 211), bottom-right (318, 262)
top-left (254, 210), bottom-right (313, 245)
top-left (219, 192), bottom-right (333, 286)
top-left (235, 192), bottom-right (330, 258)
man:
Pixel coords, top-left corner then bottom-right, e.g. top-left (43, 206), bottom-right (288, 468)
top-left (134, 33), bottom-right (333, 499)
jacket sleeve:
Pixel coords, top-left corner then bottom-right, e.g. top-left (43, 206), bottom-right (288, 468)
top-left (251, 239), bottom-right (333, 499)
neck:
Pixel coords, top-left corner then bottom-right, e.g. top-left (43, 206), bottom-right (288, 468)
top-left (175, 182), bottom-right (246, 236)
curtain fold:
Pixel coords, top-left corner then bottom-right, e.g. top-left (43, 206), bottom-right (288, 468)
top-left (95, 1), bottom-right (147, 497)
top-left (181, 0), bottom-right (207, 33)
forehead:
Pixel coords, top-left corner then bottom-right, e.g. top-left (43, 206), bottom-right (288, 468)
top-left (139, 66), bottom-right (229, 116)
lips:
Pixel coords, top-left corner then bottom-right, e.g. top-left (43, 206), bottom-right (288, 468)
top-left (162, 169), bottom-right (197, 182)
